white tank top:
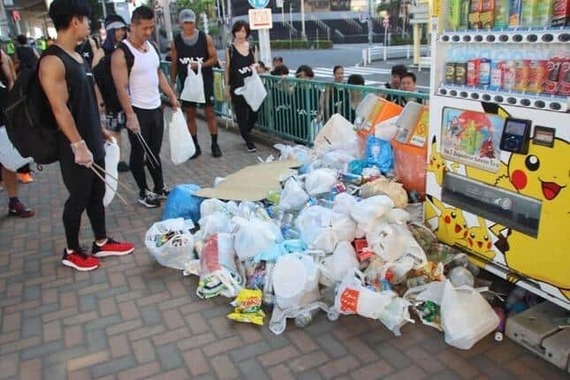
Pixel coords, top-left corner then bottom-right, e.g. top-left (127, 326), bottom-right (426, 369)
top-left (123, 40), bottom-right (161, 109)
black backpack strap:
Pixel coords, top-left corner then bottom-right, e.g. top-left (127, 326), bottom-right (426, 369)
top-left (117, 42), bottom-right (135, 76)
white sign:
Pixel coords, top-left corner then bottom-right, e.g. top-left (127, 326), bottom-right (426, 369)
top-left (248, 8), bottom-right (272, 30)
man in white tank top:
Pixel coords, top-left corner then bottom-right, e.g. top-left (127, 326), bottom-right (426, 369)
top-left (112, 6), bottom-right (179, 208)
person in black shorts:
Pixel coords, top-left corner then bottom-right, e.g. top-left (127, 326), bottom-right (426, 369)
top-left (170, 9), bottom-right (221, 158)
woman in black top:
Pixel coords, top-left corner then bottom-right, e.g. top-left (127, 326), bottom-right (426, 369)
top-left (224, 21), bottom-right (259, 152)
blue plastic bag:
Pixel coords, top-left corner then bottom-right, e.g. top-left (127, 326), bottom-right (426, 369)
top-left (162, 184), bottom-right (204, 222)
top-left (365, 135), bottom-right (393, 175)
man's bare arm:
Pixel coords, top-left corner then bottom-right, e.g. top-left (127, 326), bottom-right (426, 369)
top-left (38, 55), bottom-right (82, 144)
top-left (1, 51), bottom-right (14, 89)
top-left (204, 35), bottom-right (218, 68)
top-left (111, 48), bottom-right (135, 118)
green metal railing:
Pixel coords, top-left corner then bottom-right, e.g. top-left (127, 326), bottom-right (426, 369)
top-left (162, 62), bottom-right (430, 145)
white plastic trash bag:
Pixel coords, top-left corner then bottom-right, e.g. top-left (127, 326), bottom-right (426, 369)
top-left (304, 168), bottom-right (338, 196)
top-left (319, 241), bottom-right (359, 287)
top-left (279, 177), bottom-right (309, 211)
top-left (273, 253), bottom-right (320, 309)
top-left (234, 71), bottom-right (267, 112)
top-left (180, 64), bottom-right (205, 103)
top-left (332, 192), bottom-right (357, 216)
top-left (0, 126), bottom-right (32, 171)
top-left (103, 138), bottom-right (120, 207)
top-left (295, 206), bottom-right (356, 253)
top-left (145, 218), bottom-right (196, 270)
top-left (440, 281), bottom-right (499, 350)
top-left (233, 217), bottom-right (280, 261)
top-left (313, 114), bottom-right (360, 158)
top-left (334, 268), bottom-right (394, 319)
top-left (378, 297), bottom-right (414, 336)
top-left (366, 223), bottom-right (426, 265)
top-left (165, 107), bottom-right (195, 165)
top-left (350, 195), bottom-right (395, 233)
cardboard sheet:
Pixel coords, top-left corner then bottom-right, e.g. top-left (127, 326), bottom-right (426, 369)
top-left (195, 159), bottom-right (301, 201)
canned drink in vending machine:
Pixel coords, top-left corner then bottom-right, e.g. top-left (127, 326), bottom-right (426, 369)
top-left (489, 60), bottom-right (504, 91)
top-left (527, 60), bottom-right (548, 94)
top-left (503, 60), bottom-right (516, 91)
top-left (543, 57), bottom-right (563, 94)
top-left (455, 62), bottom-right (468, 85)
top-left (513, 59), bottom-right (531, 92)
top-left (557, 59), bottom-right (570, 96)
top-left (467, 59), bottom-right (480, 86)
top-left (445, 62), bottom-right (457, 84)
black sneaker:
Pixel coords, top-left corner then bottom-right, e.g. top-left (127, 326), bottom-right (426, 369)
top-left (246, 145), bottom-right (257, 153)
top-left (138, 192), bottom-right (160, 208)
top-left (153, 187), bottom-right (170, 201)
top-left (211, 143), bottom-right (222, 158)
top-left (117, 161), bottom-right (129, 172)
top-left (190, 145), bottom-right (202, 160)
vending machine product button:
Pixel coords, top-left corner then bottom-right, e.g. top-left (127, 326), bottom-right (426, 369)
top-left (520, 99), bottom-right (531, 106)
top-left (463, 35), bottom-right (471, 42)
top-left (494, 95), bottom-right (504, 102)
top-left (534, 100), bottom-right (546, 109)
top-left (482, 94), bottom-right (491, 101)
top-left (526, 34), bottom-right (538, 42)
top-left (542, 34), bottom-right (554, 42)
top-left (513, 34), bottom-right (523, 42)
top-left (486, 35), bottom-right (495, 42)
top-left (549, 102), bottom-right (561, 111)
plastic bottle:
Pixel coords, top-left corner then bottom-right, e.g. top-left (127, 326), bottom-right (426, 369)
top-left (280, 212), bottom-right (300, 240)
top-left (448, 0), bottom-right (462, 29)
top-left (494, 0), bottom-right (510, 28)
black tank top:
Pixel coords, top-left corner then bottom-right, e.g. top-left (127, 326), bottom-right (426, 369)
top-left (174, 31), bottom-right (213, 85)
top-left (45, 45), bottom-right (104, 160)
top-left (228, 43), bottom-right (255, 91)
top-left (75, 38), bottom-right (94, 67)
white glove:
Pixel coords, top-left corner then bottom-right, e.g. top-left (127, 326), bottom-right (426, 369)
top-left (70, 140), bottom-right (93, 168)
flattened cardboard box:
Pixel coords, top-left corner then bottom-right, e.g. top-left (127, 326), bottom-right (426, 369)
top-left (195, 159), bottom-right (301, 201)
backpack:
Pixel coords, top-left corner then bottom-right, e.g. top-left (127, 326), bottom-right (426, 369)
top-left (3, 52), bottom-right (60, 165)
top-left (93, 53), bottom-right (121, 113)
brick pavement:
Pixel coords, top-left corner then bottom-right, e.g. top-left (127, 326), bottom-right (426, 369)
top-left (0, 122), bottom-right (568, 379)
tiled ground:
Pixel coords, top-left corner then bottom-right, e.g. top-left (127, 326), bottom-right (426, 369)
top-left (0, 121), bottom-right (568, 380)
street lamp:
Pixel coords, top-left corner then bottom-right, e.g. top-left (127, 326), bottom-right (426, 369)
top-left (301, 0), bottom-right (305, 39)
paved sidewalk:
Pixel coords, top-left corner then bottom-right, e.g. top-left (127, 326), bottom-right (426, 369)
top-left (0, 122), bottom-right (567, 380)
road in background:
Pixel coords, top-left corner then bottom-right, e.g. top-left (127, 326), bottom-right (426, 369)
top-left (217, 43), bottom-right (431, 89)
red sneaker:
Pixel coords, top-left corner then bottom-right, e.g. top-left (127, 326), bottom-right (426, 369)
top-left (8, 200), bottom-right (35, 218)
top-left (92, 238), bottom-right (135, 258)
top-left (62, 248), bottom-right (100, 272)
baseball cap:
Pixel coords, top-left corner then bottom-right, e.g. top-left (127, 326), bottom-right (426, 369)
top-left (179, 9), bottom-right (196, 23)
top-left (104, 14), bottom-right (127, 31)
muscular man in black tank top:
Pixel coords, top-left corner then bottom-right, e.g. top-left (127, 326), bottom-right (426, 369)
top-left (39, 0), bottom-right (134, 272)
top-left (170, 9), bottom-right (221, 158)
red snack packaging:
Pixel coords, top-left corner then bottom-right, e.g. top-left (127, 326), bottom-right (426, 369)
top-left (552, 0), bottom-right (570, 27)
top-left (467, 59), bottom-right (480, 87)
top-left (543, 57), bottom-right (563, 94)
top-left (557, 59), bottom-right (570, 96)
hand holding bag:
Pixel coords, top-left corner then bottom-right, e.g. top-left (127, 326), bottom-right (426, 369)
top-left (180, 63), bottom-right (206, 103)
top-left (234, 71), bottom-right (267, 112)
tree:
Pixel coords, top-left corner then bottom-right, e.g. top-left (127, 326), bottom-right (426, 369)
top-left (175, 0), bottom-right (216, 19)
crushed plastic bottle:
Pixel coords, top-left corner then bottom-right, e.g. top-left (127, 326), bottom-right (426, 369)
top-left (294, 311), bottom-right (313, 328)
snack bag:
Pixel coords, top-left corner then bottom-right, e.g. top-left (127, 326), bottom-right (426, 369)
top-left (227, 289), bottom-right (266, 326)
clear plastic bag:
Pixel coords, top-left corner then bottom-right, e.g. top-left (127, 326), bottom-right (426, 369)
top-left (145, 218), bottom-right (196, 271)
top-left (103, 138), bottom-right (119, 207)
top-left (165, 107), bottom-right (196, 164)
top-left (234, 71), bottom-right (267, 112)
top-left (304, 168), bottom-right (338, 196)
top-left (279, 177), bottom-right (309, 211)
top-left (233, 217), bottom-right (281, 261)
top-left (180, 63), bottom-right (205, 103)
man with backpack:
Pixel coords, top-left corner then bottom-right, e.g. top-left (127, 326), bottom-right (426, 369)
top-left (0, 48), bottom-right (34, 218)
top-left (93, 14), bottom-right (129, 172)
top-left (170, 8), bottom-right (222, 159)
top-left (15, 35), bottom-right (39, 73)
top-left (112, 5), bottom-right (179, 208)
top-left (38, 0), bottom-right (135, 271)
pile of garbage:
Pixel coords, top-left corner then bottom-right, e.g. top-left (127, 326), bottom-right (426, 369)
top-left (145, 104), bottom-right (502, 350)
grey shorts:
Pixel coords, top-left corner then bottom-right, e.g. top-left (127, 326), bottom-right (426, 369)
top-left (105, 112), bottom-right (126, 132)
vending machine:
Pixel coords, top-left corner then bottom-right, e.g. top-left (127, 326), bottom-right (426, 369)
top-left (426, 0), bottom-right (570, 310)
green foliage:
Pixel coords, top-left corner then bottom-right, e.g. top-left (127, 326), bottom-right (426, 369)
top-left (175, 0), bottom-right (216, 19)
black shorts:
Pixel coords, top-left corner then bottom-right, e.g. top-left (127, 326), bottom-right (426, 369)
top-left (181, 86), bottom-right (215, 108)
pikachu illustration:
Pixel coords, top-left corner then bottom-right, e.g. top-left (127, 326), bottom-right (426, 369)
top-left (494, 138), bottom-right (570, 298)
top-left (461, 216), bottom-right (496, 260)
top-left (427, 136), bottom-right (460, 186)
top-left (425, 195), bottom-right (468, 246)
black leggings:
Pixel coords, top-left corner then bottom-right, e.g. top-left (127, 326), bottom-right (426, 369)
top-left (58, 142), bottom-right (106, 251)
top-left (127, 107), bottom-right (165, 195)
top-left (232, 95), bottom-right (257, 148)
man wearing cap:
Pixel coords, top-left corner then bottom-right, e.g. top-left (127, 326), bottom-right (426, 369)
top-left (170, 9), bottom-right (221, 159)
